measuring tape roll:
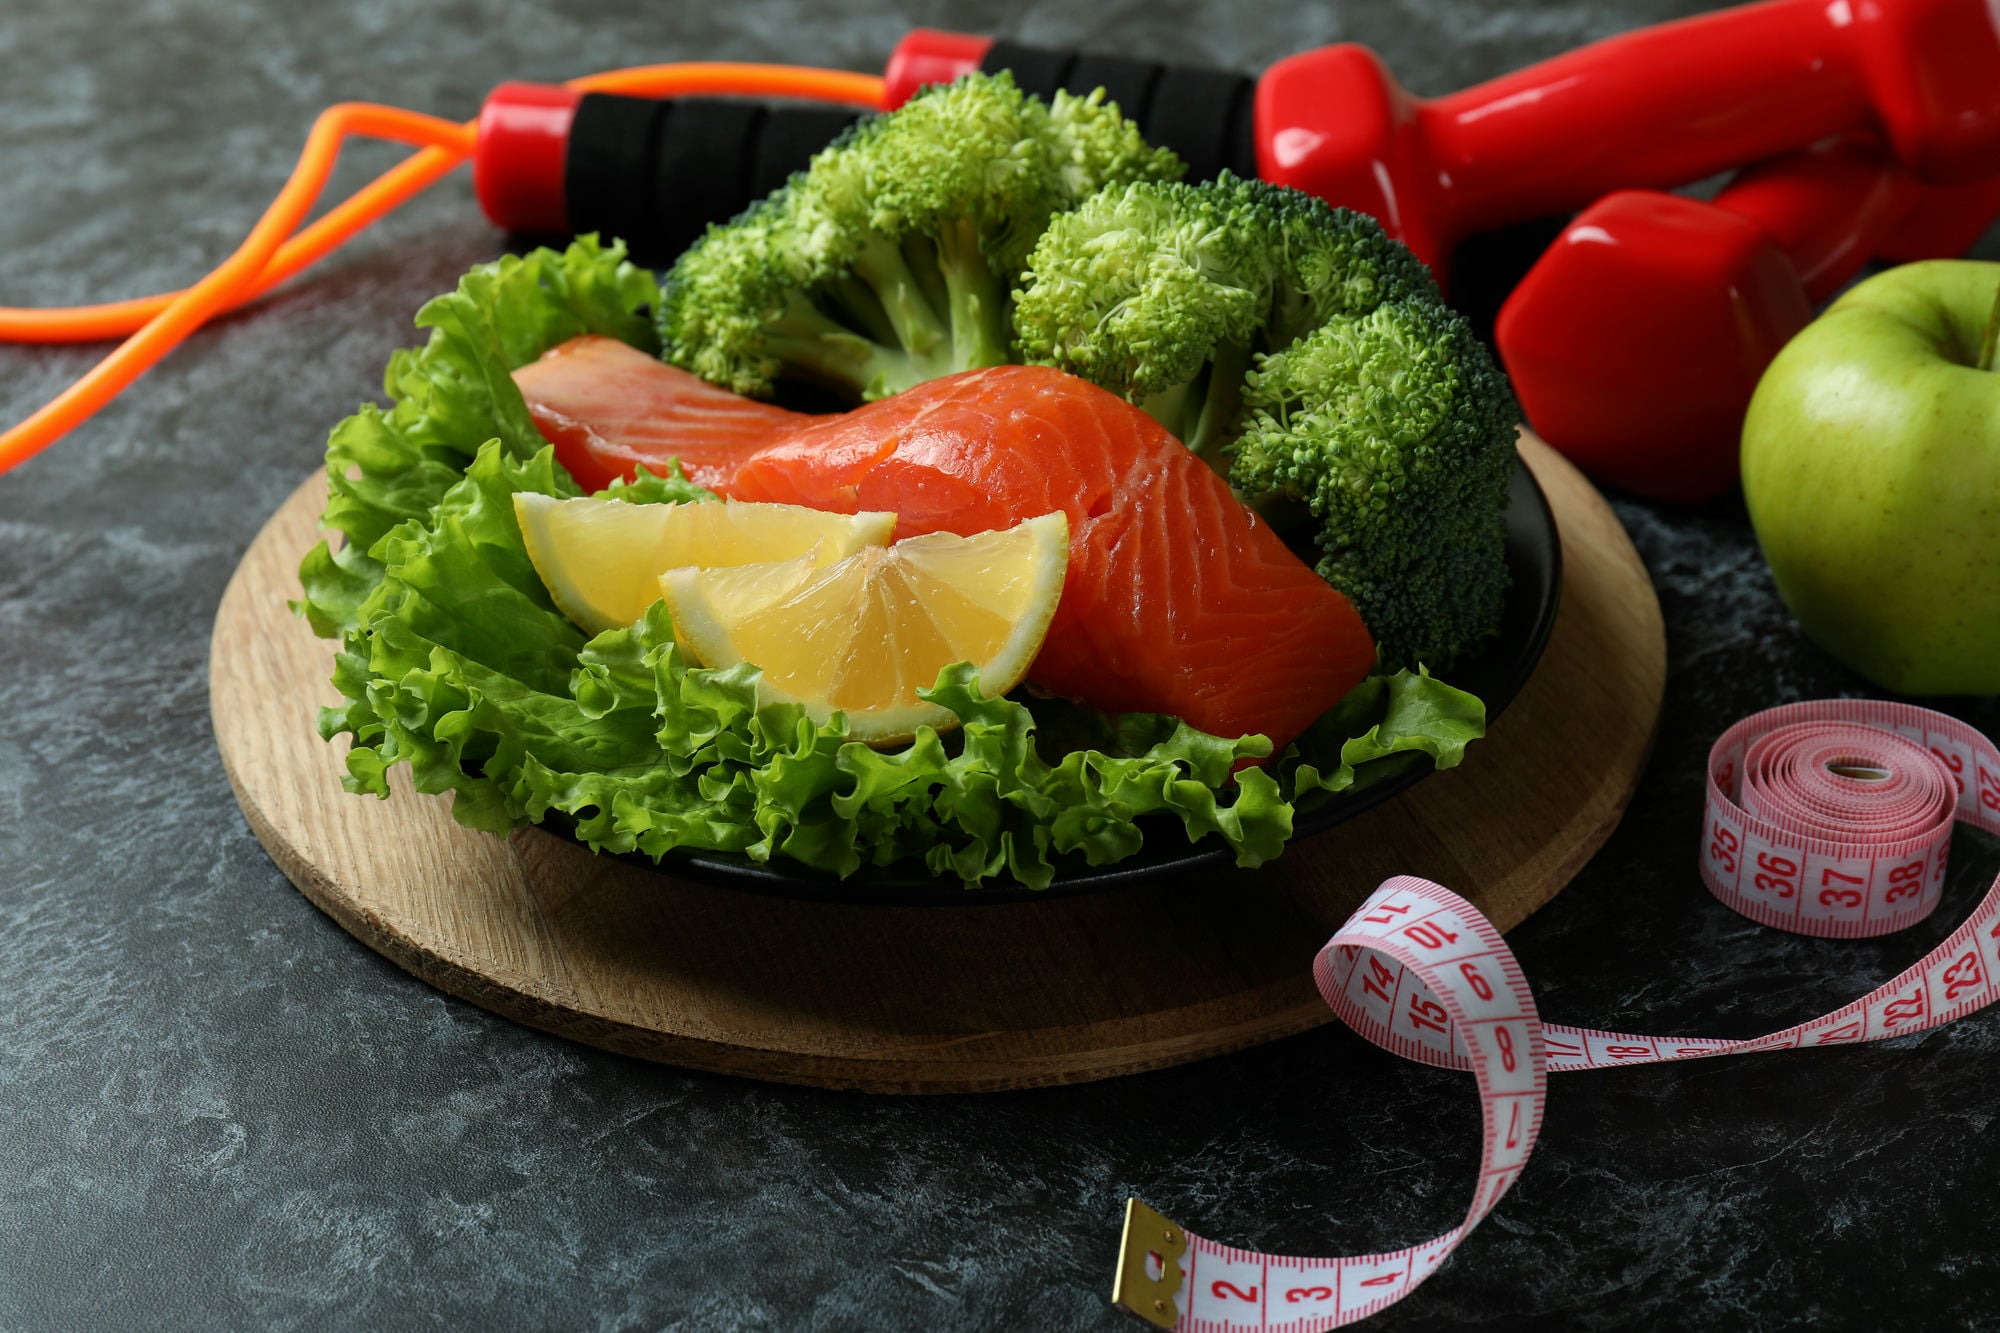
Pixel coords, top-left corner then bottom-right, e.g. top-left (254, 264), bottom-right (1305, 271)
top-left (1112, 700), bottom-right (2000, 1331)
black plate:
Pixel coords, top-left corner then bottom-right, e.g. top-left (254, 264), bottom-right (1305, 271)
top-left (550, 462), bottom-right (1561, 902)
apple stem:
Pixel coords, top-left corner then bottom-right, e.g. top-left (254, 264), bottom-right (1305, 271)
top-left (1982, 274), bottom-right (2000, 373)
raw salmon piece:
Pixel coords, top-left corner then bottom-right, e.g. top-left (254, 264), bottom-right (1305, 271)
top-left (723, 366), bottom-right (1376, 749)
top-left (512, 335), bottom-right (814, 493)
top-left (509, 344), bottom-right (1374, 745)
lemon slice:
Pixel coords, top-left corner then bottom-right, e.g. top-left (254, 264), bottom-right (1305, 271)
top-left (514, 494), bottom-right (895, 635)
top-left (661, 513), bottom-right (1070, 744)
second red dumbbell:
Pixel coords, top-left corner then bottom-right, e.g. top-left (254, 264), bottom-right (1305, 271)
top-left (1496, 143), bottom-right (2000, 503)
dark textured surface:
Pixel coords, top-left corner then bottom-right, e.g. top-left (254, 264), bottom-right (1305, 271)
top-left (4, 2), bottom-right (1999, 1330)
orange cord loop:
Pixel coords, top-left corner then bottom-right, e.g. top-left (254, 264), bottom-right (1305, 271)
top-left (0, 63), bottom-right (887, 476)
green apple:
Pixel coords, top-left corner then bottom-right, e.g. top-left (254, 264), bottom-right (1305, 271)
top-left (1741, 260), bottom-right (2000, 695)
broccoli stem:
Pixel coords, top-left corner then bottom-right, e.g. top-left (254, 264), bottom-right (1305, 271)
top-left (1135, 340), bottom-right (1251, 475)
top-left (764, 295), bottom-right (914, 400)
top-left (783, 226), bottom-right (1014, 401)
top-left (820, 272), bottom-right (903, 350)
top-left (1138, 381), bottom-right (1195, 445)
top-left (850, 233), bottom-right (955, 383)
top-left (933, 216), bottom-right (1013, 375)
top-left (1181, 340), bottom-right (1251, 462)
top-left (901, 234), bottom-right (953, 329)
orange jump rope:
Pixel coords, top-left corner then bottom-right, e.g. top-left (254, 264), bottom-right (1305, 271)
top-left (0, 63), bottom-right (886, 478)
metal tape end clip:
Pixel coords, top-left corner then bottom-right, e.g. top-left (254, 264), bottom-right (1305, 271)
top-left (1111, 1197), bottom-right (1186, 1330)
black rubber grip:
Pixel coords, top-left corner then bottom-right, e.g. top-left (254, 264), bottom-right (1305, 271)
top-left (1065, 53), bottom-right (1160, 125)
top-left (980, 40), bottom-right (1077, 104)
top-left (1154, 63), bottom-right (1259, 184)
top-left (751, 105), bottom-right (866, 198)
top-left (564, 93), bottom-right (864, 264)
top-left (979, 39), bottom-right (1257, 181)
top-left (646, 100), bottom-right (764, 257)
top-left (565, 94), bottom-right (663, 255)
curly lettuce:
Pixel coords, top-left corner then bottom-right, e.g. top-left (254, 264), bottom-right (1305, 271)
top-left (298, 238), bottom-right (1486, 889)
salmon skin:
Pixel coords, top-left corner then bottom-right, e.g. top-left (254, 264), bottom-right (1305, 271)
top-left (513, 341), bottom-right (1376, 749)
top-left (513, 335), bottom-right (814, 493)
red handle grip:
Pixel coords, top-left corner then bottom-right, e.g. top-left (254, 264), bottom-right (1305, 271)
top-left (884, 29), bottom-right (993, 108)
top-left (475, 82), bottom-right (583, 235)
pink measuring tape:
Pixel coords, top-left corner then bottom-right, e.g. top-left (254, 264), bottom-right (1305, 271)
top-left (1111, 699), bottom-right (2000, 1330)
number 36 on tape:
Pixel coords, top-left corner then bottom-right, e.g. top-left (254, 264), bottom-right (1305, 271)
top-left (1111, 700), bottom-right (2000, 1331)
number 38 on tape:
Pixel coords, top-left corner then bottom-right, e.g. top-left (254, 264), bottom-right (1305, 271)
top-left (1111, 700), bottom-right (2000, 1331)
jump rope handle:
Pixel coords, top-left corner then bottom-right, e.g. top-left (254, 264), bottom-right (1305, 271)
top-left (476, 83), bottom-right (864, 262)
top-left (474, 38), bottom-right (1258, 263)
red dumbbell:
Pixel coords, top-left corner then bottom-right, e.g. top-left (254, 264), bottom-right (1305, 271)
top-left (1877, 174), bottom-right (2000, 263)
top-left (1495, 143), bottom-right (2000, 503)
top-left (1254, 0), bottom-right (2000, 278)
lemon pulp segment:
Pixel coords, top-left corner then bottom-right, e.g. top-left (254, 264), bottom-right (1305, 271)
top-left (513, 493), bottom-right (895, 635)
top-left (660, 513), bottom-right (1070, 744)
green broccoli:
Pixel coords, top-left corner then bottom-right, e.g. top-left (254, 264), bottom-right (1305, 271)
top-left (660, 97), bottom-right (1514, 673)
top-left (1229, 298), bottom-right (1520, 670)
top-left (1011, 172), bottom-right (1436, 460)
top-left (1014, 171), bottom-right (1514, 668)
top-left (656, 72), bottom-right (1181, 403)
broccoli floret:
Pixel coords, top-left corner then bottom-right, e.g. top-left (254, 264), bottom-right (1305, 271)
top-left (657, 72), bottom-right (1181, 404)
top-left (1017, 172), bottom-right (1513, 668)
top-left (1012, 172), bottom-right (1436, 460)
top-left (1042, 85), bottom-right (1180, 216)
top-left (1229, 299), bottom-right (1521, 670)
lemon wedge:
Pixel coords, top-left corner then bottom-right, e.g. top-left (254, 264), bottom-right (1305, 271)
top-left (513, 494), bottom-right (895, 635)
top-left (661, 513), bottom-right (1070, 744)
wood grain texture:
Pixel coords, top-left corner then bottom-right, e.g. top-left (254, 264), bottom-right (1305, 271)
top-left (210, 433), bottom-right (1663, 1093)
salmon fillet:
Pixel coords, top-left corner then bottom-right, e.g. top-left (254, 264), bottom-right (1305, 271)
top-left (725, 366), bottom-right (1375, 749)
top-left (513, 340), bottom-right (1376, 747)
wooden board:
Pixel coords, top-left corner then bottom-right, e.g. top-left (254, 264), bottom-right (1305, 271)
top-left (211, 433), bottom-right (1663, 1093)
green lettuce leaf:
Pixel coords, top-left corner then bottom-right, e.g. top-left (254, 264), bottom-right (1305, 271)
top-left (298, 236), bottom-right (658, 639)
top-left (1281, 667), bottom-right (1487, 798)
top-left (300, 238), bottom-right (1488, 888)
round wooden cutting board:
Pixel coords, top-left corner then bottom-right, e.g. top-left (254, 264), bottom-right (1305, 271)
top-left (211, 433), bottom-right (1663, 1093)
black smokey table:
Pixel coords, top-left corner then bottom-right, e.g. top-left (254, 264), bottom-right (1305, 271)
top-left (3, 2), bottom-right (1997, 1329)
